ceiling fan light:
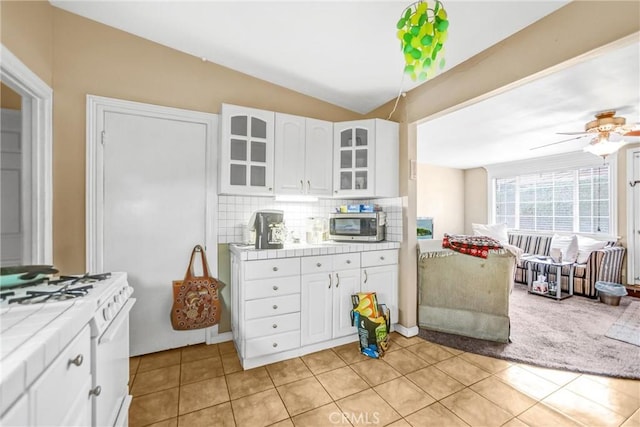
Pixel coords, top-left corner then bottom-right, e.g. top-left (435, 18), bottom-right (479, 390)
top-left (583, 137), bottom-right (629, 158)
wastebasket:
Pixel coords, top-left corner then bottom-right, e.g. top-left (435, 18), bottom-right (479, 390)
top-left (595, 281), bottom-right (628, 306)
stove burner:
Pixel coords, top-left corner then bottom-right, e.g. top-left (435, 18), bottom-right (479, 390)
top-left (0, 291), bottom-right (16, 301)
top-left (6, 272), bottom-right (111, 305)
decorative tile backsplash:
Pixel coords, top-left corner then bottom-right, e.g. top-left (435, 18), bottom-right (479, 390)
top-left (217, 196), bottom-right (403, 244)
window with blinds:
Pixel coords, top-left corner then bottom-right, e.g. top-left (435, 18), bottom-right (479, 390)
top-left (494, 165), bottom-right (610, 233)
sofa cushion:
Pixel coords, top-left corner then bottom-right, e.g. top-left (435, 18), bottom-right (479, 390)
top-left (472, 223), bottom-right (508, 243)
top-left (550, 234), bottom-right (579, 263)
top-left (576, 236), bottom-right (608, 264)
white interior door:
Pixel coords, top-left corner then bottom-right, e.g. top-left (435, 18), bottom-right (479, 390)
top-left (1, 109), bottom-right (22, 266)
top-left (100, 105), bottom-right (217, 356)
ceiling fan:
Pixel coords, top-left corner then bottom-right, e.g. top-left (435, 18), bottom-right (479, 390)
top-left (532, 110), bottom-right (640, 157)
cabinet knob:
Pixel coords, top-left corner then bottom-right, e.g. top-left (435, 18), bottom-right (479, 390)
top-left (272, 324), bottom-right (278, 329)
top-left (346, 259), bottom-right (351, 264)
top-left (380, 256), bottom-right (385, 261)
top-left (273, 343), bottom-right (278, 348)
top-left (269, 187), bottom-right (273, 191)
top-left (273, 285), bottom-right (279, 291)
top-left (273, 266), bottom-right (279, 272)
top-left (89, 385), bottom-right (102, 397)
top-left (273, 305), bottom-right (278, 310)
top-left (68, 354), bottom-right (84, 367)
top-left (316, 263), bottom-right (322, 267)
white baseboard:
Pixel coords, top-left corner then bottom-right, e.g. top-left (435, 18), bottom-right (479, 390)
top-left (206, 329), bottom-right (233, 344)
top-left (394, 324), bottom-right (419, 337)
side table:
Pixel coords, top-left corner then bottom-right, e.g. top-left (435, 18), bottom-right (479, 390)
top-left (524, 256), bottom-right (574, 300)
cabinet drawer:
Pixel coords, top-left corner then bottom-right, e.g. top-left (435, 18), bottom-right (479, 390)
top-left (301, 255), bottom-right (333, 274)
top-left (245, 276), bottom-right (300, 300)
top-left (245, 312), bottom-right (300, 339)
top-left (333, 253), bottom-right (361, 270)
top-left (245, 294), bottom-right (300, 320)
top-left (244, 258), bottom-right (300, 281)
top-left (245, 330), bottom-right (300, 358)
top-left (31, 324), bottom-right (91, 426)
top-left (361, 249), bottom-right (398, 267)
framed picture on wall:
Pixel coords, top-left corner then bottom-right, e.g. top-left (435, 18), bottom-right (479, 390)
top-left (417, 217), bottom-right (433, 240)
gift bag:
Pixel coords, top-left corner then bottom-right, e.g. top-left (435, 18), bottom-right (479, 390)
top-left (171, 245), bottom-right (222, 330)
top-left (351, 292), bottom-right (390, 358)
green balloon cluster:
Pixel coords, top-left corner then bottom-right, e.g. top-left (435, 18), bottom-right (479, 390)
top-left (396, 1), bottom-right (449, 81)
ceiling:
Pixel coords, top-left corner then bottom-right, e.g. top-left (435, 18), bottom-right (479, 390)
top-left (50, 0), bottom-right (569, 114)
top-left (417, 41), bottom-right (640, 169)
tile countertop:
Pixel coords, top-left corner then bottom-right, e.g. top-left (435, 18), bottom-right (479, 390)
top-left (229, 241), bottom-right (401, 261)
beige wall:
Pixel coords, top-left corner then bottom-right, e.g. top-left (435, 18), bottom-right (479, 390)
top-left (417, 163), bottom-right (464, 238)
top-left (1, 3), bottom-right (362, 273)
top-left (463, 168), bottom-right (489, 235)
top-left (1, 82), bottom-right (22, 109)
top-left (368, 1), bottom-right (639, 329)
top-left (0, 1), bottom-right (53, 86)
top-left (3, 1), bottom-right (639, 332)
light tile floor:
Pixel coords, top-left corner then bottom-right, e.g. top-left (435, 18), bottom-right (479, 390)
top-left (128, 333), bottom-right (640, 427)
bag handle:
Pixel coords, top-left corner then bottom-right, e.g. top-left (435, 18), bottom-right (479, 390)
top-left (184, 245), bottom-right (211, 281)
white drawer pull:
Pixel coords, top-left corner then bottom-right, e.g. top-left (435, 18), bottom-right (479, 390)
top-left (273, 305), bottom-right (278, 310)
top-left (272, 324), bottom-right (278, 329)
top-left (316, 263), bottom-right (322, 267)
top-left (272, 343), bottom-right (278, 348)
top-left (89, 385), bottom-right (102, 396)
top-left (273, 285), bottom-right (279, 291)
top-left (69, 354), bottom-right (84, 367)
top-left (273, 267), bottom-right (279, 272)
top-left (346, 259), bottom-right (351, 264)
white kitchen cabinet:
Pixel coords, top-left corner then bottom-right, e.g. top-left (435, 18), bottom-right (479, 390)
top-left (361, 249), bottom-right (399, 322)
top-left (230, 244), bottom-right (399, 369)
top-left (301, 254), bottom-right (360, 346)
top-left (1, 394), bottom-right (28, 426)
top-left (274, 113), bottom-right (332, 196)
top-left (31, 325), bottom-right (92, 426)
top-left (333, 119), bottom-right (399, 198)
top-left (220, 104), bottom-right (275, 195)
top-left (232, 257), bottom-right (301, 366)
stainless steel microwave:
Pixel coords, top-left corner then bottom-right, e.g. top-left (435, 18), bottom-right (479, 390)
top-left (329, 212), bottom-right (386, 242)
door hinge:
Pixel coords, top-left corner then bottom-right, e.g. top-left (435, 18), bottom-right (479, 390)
top-left (101, 131), bottom-right (106, 146)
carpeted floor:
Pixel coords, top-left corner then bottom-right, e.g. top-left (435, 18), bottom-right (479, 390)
top-left (418, 284), bottom-right (640, 379)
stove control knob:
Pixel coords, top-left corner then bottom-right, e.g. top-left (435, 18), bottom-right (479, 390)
top-left (103, 305), bottom-right (112, 321)
top-left (114, 294), bottom-right (121, 304)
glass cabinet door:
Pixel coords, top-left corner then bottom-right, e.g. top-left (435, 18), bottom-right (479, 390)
top-left (226, 110), bottom-right (272, 192)
top-left (338, 127), bottom-right (369, 191)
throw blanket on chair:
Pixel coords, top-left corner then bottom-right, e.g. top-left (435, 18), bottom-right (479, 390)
top-left (443, 234), bottom-right (503, 259)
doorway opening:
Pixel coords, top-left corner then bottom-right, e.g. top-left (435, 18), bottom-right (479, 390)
top-left (0, 45), bottom-right (53, 266)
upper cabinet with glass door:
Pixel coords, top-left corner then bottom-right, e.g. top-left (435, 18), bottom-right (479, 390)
top-left (333, 119), bottom-right (399, 198)
top-left (220, 104), bottom-right (275, 195)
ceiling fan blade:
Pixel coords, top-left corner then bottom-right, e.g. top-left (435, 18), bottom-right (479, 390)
top-left (556, 131), bottom-right (590, 135)
top-left (530, 135), bottom-right (589, 150)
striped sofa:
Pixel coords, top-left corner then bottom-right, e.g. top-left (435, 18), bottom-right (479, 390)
top-left (508, 232), bottom-right (626, 298)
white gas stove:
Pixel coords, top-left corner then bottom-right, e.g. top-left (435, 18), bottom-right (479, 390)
top-left (0, 272), bottom-right (135, 426)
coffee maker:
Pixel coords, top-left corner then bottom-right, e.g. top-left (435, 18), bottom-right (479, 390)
top-left (250, 210), bottom-right (285, 249)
